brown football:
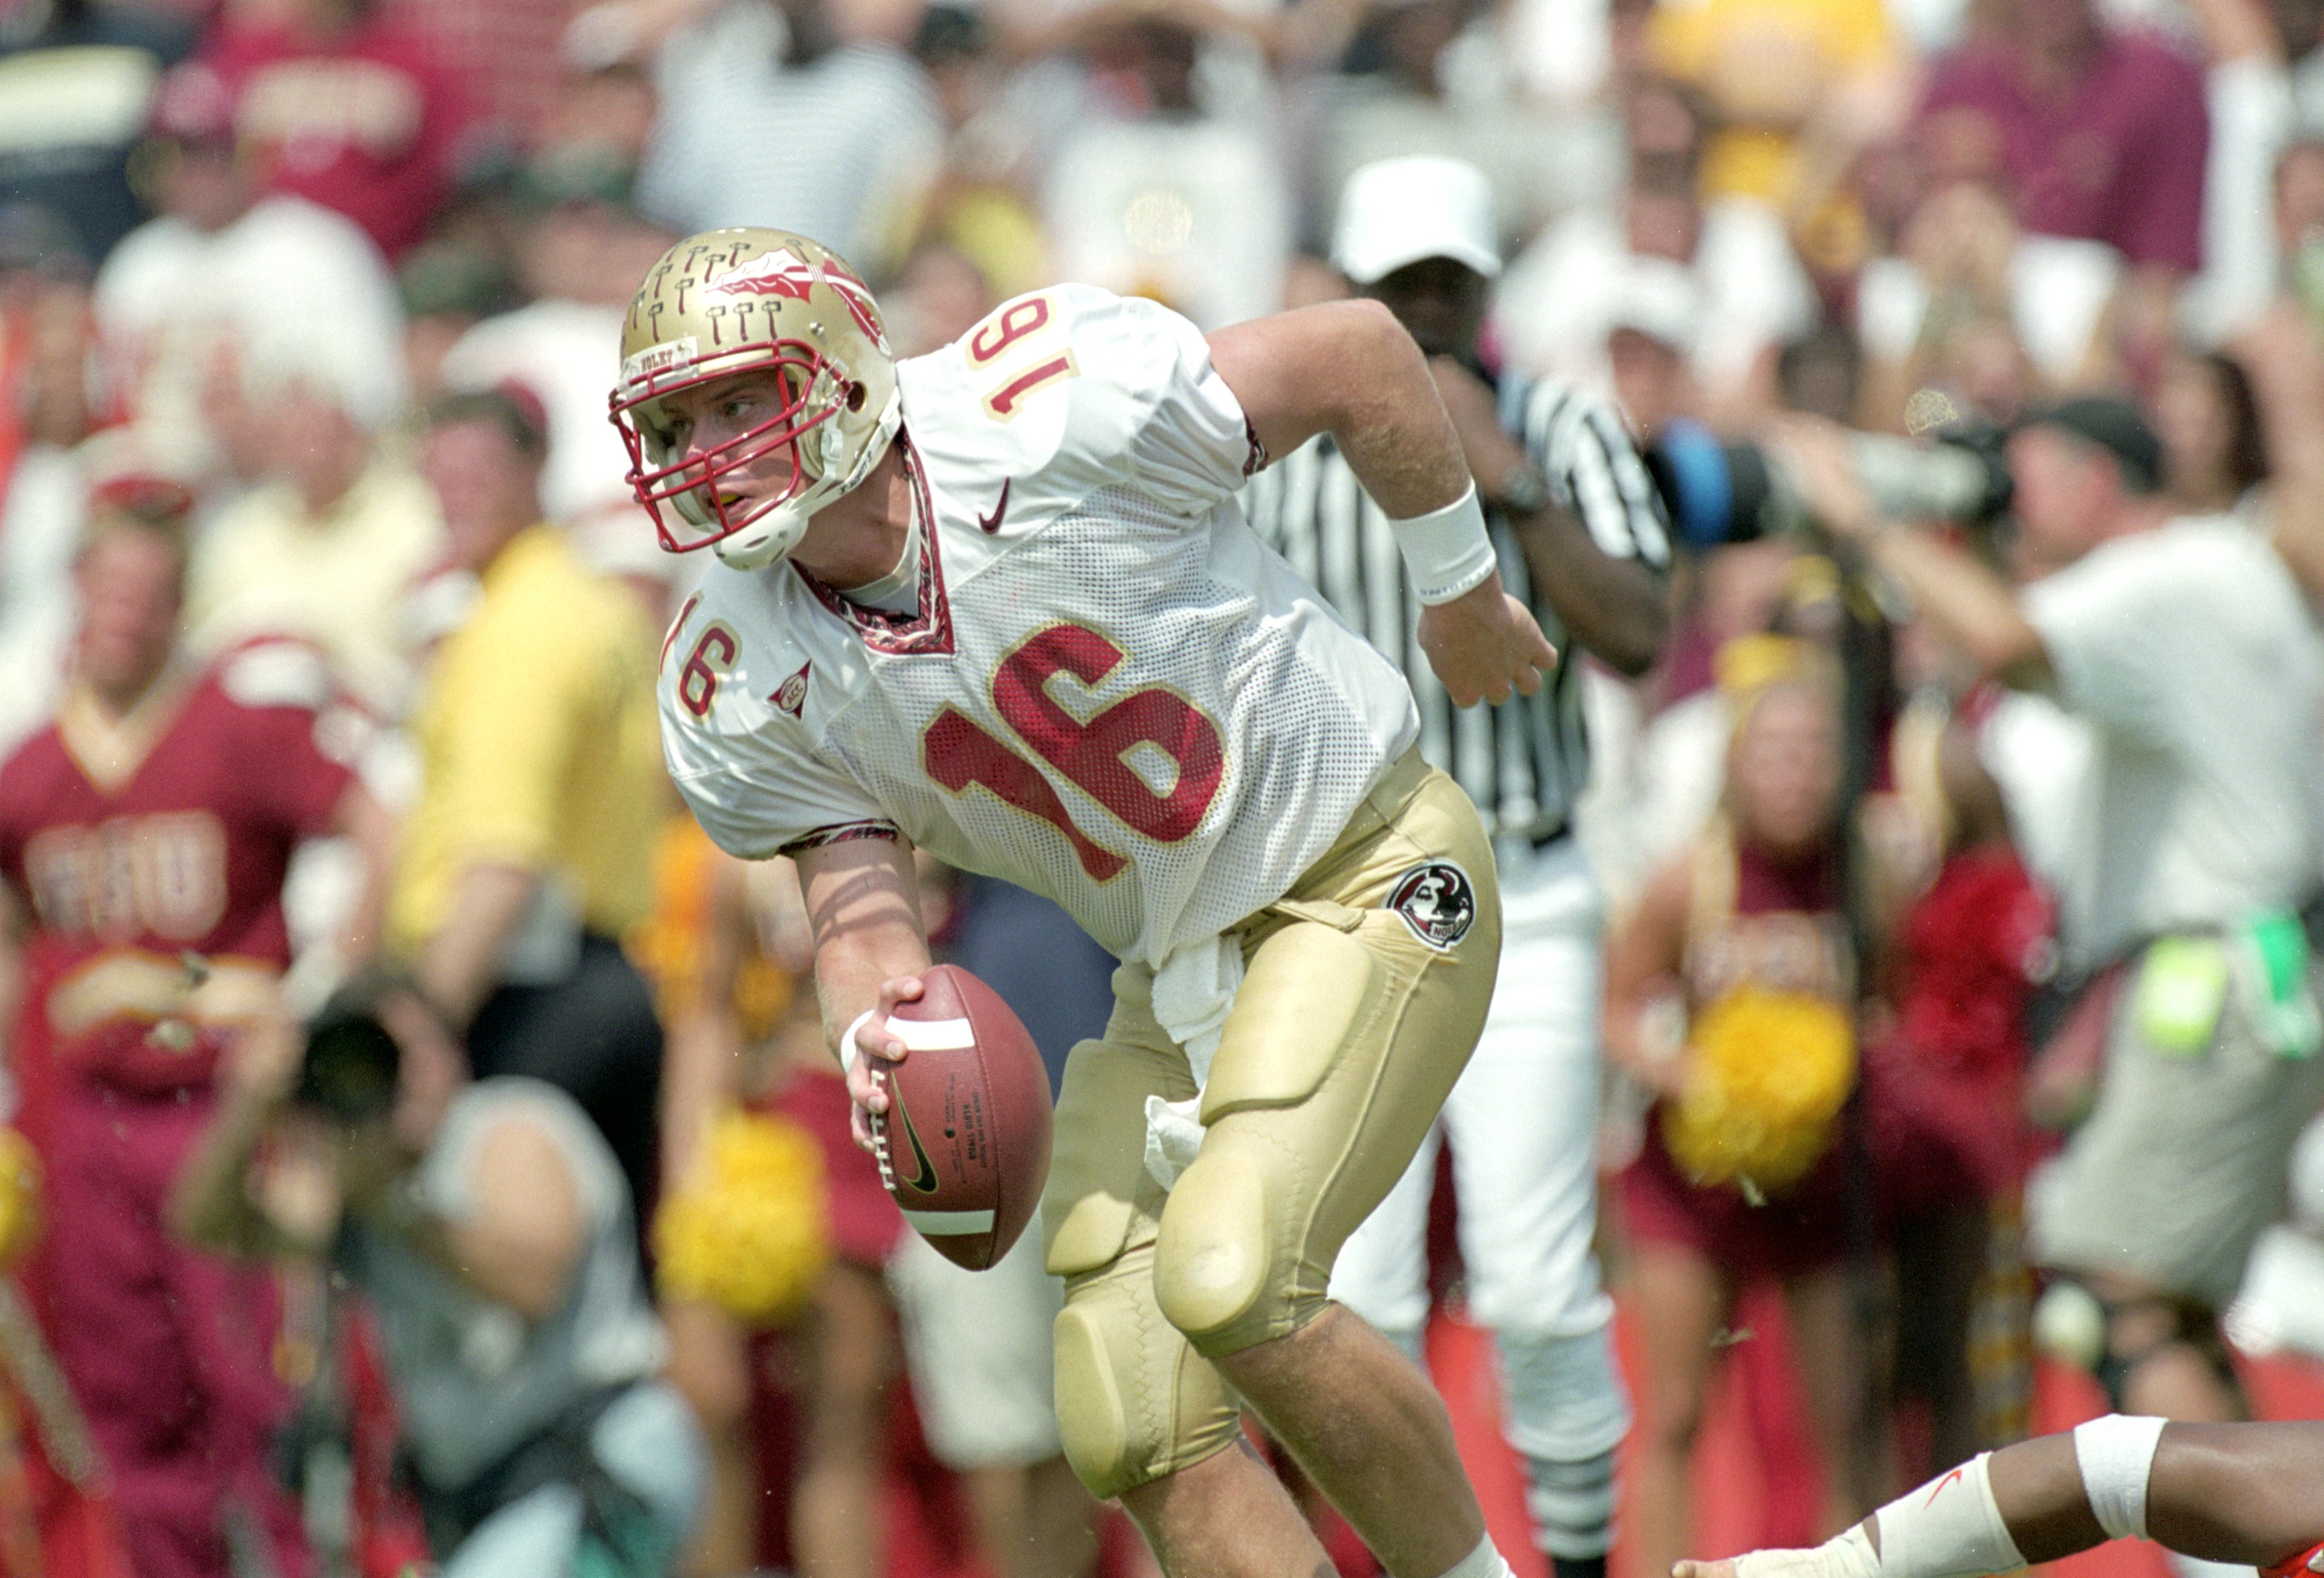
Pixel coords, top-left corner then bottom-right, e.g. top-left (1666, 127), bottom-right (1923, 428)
top-left (870, 964), bottom-right (1053, 1270)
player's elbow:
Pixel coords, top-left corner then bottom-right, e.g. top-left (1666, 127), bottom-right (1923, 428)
top-left (1314, 298), bottom-right (1419, 407)
top-left (1339, 296), bottom-right (1418, 368)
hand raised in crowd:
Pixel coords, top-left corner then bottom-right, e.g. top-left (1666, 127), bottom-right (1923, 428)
top-left (1768, 415), bottom-right (1879, 545)
top-left (249, 1120), bottom-right (348, 1254)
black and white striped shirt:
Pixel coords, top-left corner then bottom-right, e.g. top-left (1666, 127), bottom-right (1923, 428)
top-left (1244, 375), bottom-right (1671, 843)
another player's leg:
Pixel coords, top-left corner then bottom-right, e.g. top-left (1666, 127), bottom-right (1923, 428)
top-left (962, 1454), bottom-right (1100, 1578)
top-left (1670, 1418), bottom-right (2324, 1578)
top-left (1439, 861), bottom-right (1630, 1578)
top-left (2073, 1274), bottom-right (2244, 1422)
top-left (659, 1298), bottom-right (756, 1577)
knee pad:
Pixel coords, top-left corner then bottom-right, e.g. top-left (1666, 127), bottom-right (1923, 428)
top-left (1153, 1147), bottom-right (1302, 1354)
top-left (1051, 1276), bottom-right (1240, 1501)
top-left (1496, 1326), bottom-right (1633, 1464)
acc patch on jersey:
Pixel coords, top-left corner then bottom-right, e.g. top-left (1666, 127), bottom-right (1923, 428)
top-left (770, 661), bottom-right (810, 718)
top-left (1385, 861), bottom-right (1476, 949)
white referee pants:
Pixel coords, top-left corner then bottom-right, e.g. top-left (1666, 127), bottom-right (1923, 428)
top-left (1328, 834), bottom-right (1632, 1493)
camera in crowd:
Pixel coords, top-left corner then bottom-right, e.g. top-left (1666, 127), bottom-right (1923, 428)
top-left (294, 988), bottom-right (406, 1126)
top-left (1644, 418), bottom-right (2017, 547)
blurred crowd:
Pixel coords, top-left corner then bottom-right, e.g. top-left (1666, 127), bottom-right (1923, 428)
top-left (0, 0), bottom-right (2323, 1570)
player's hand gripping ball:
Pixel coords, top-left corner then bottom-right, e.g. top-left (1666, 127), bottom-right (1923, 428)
top-left (868, 964), bottom-right (1052, 1270)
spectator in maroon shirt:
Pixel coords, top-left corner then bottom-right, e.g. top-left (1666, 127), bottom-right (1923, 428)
top-left (1917, 0), bottom-right (2209, 277)
top-left (200, 0), bottom-right (477, 259)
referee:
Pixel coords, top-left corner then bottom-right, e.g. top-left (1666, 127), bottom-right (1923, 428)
top-left (1245, 156), bottom-right (1670, 1578)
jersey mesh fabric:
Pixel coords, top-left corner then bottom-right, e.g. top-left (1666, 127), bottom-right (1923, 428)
top-left (829, 482), bottom-right (1414, 960)
top-left (661, 286), bottom-right (1420, 966)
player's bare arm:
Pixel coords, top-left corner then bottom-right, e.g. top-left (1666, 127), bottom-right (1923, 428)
top-left (1428, 356), bottom-right (1667, 677)
top-left (1207, 300), bottom-right (1558, 708)
top-left (792, 834), bottom-right (936, 1149)
top-left (1673, 1418), bottom-right (2324, 1578)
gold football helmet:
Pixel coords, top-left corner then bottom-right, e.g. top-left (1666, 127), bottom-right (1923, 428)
top-left (610, 228), bottom-right (901, 570)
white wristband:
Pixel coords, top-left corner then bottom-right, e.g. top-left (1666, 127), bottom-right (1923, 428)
top-left (2073, 1414), bottom-right (2165, 1542)
top-left (840, 1008), bottom-right (879, 1076)
top-left (1392, 483), bottom-right (1498, 605)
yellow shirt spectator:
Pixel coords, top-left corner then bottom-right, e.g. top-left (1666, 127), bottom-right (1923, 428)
top-left (390, 524), bottom-right (663, 950)
top-left (1650, 0), bottom-right (1897, 212)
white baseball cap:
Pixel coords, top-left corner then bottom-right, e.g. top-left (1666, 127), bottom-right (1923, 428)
top-left (1603, 255), bottom-right (1703, 352)
top-left (1332, 156), bottom-right (1502, 286)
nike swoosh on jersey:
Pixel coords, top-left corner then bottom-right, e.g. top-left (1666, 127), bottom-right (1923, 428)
top-left (892, 1087), bottom-right (942, 1193)
top-left (977, 479), bottom-right (1011, 534)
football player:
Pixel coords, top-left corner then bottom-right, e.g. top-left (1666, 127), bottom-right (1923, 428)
top-left (1673, 1416), bottom-right (2322, 1578)
top-left (622, 227), bottom-right (1553, 1578)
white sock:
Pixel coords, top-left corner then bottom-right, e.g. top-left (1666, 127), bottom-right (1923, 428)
top-left (1438, 1533), bottom-right (1518, 1578)
top-left (1734, 1453), bottom-right (2025, 1578)
top-left (2073, 1414), bottom-right (2166, 1541)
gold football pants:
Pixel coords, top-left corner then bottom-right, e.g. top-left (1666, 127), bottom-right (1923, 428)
top-left (1040, 749), bottom-right (1501, 1499)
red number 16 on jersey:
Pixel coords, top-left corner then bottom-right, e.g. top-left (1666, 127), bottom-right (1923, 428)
top-left (925, 623), bottom-right (1225, 882)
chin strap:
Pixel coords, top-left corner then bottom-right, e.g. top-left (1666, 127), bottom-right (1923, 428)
top-left (717, 386), bottom-right (905, 570)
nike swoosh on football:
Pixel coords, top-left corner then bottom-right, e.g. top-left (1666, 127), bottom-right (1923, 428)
top-left (977, 479), bottom-right (1011, 534)
top-left (892, 1087), bottom-right (942, 1193)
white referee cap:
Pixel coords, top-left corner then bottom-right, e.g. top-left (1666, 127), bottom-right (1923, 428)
top-left (1332, 156), bottom-right (1501, 286)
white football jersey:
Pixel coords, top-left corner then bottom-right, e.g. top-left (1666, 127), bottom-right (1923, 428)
top-left (659, 286), bottom-right (1421, 968)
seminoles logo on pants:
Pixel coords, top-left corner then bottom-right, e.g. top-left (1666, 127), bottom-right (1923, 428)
top-left (1385, 861), bottom-right (1476, 949)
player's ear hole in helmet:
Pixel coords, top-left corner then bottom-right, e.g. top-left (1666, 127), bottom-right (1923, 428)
top-left (610, 227), bottom-right (902, 572)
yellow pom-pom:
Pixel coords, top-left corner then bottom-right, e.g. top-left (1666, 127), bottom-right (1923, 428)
top-left (654, 1110), bottom-right (832, 1326)
top-left (0, 1129), bottom-right (43, 1272)
top-left (1664, 987), bottom-right (1855, 1193)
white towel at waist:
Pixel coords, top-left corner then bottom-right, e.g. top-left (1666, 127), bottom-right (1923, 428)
top-left (1141, 931), bottom-right (1244, 1191)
